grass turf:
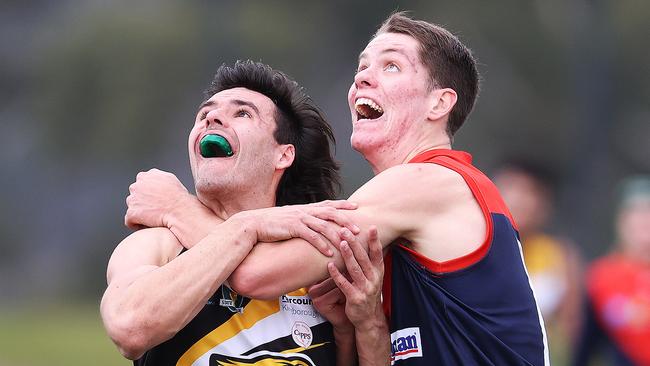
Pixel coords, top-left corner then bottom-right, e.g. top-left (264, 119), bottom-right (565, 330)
top-left (0, 303), bottom-right (129, 366)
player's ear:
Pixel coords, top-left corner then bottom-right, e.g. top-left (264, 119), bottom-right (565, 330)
top-left (427, 88), bottom-right (457, 121)
top-left (276, 144), bottom-right (295, 170)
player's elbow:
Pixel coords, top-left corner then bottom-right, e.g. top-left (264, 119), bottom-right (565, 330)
top-left (101, 302), bottom-right (155, 360)
top-left (103, 313), bottom-right (150, 360)
top-left (229, 264), bottom-right (278, 300)
top-left (116, 336), bottom-right (148, 361)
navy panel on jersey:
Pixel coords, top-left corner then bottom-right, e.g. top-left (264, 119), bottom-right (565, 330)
top-left (388, 214), bottom-right (546, 365)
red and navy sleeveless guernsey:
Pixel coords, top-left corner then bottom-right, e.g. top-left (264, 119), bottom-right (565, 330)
top-left (383, 149), bottom-right (549, 366)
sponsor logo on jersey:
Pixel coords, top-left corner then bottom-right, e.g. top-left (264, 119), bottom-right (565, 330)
top-left (291, 321), bottom-right (313, 348)
top-left (210, 350), bottom-right (315, 366)
top-left (390, 327), bottom-right (422, 364)
top-left (211, 286), bottom-right (244, 313)
top-left (281, 295), bottom-right (313, 306)
top-left (279, 295), bottom-right (324, 321)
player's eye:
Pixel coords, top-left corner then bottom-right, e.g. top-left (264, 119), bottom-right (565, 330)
top-left (384, 63), bottom-right (400, 72)
top-left (235, 109), bottom-right (252, 118)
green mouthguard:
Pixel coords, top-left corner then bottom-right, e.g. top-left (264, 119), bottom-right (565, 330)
top-left (200, 134), bottom-right (233, 158)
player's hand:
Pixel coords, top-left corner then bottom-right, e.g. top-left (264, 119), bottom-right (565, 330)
top-left (232, 200), bottom-right (360, 257)
top-left (328, 226), bottom-right (386, 329)
top-left (308, 278), bottom-right (354, 333)
top-left (125, 168), bottom-right (198, 229)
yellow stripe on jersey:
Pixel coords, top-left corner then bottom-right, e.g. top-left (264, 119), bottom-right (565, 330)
top-left (286, 288), bottom-right (308, 296)
top-left (177, 288), bottom-right (309, 366)
top-left (281, 342), bottom-right (328, 355)
top-left (177, 299), bottom-right (279, 366)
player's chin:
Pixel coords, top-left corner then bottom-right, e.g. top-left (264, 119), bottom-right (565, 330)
top-left (350, 132), bottom-right (378, 152)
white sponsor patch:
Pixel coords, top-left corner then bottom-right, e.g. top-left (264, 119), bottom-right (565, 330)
top-left (390, 327), bottom-right (423, 364)
top-left (219, 298), bottom-right (234, 307)
top-left (291, 321), bottom-right (313, 348)
top-left (279, 295), bottom-right (325, 321)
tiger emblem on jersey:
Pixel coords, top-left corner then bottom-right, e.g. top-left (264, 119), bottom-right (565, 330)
top-left (209, 351), bottom-right (315, 366)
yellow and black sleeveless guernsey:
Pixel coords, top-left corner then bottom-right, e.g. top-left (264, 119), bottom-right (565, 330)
top-left (135, 285), bottom-right (335, 366)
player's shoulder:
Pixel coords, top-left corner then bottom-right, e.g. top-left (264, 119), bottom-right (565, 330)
top-left (115, 227), bottom-right (182, 262)
top-left (356, 162), bottom-right (468, 201)
top-left (122, 227), bottom-right (179, 246)
top-left (107, 227), bottom-right (182, 283)
top-left (347, 162), bottom-right (473, 232)
top-left (365, 161), bottom-right (460, 186)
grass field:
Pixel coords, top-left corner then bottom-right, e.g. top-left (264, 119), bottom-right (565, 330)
top-left (0, 303), bottom-right (129, 366)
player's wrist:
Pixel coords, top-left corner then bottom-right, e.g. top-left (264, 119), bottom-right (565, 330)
top-left (164, 192), bottom-right (201, 229)
top-left (351, 310), bottom-right (388, 333)
top-left (227, 211), bottom-right (260, 244)
top-left (333, 322), bottom-right (356, 337)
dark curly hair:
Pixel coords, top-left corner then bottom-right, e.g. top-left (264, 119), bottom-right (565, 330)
top-left (205, 60), bottom-right (341, 206)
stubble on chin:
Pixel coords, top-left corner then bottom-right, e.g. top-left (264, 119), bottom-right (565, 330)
top-left (194, 178), bottom-right (223, 199)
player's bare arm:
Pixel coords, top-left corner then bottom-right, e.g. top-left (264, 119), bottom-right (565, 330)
top-left (100, 220), bottom-right (258, 360)
top-left (328, 226), bottom-right (391, 366)
top-left (230, 161), bottom-right (486, 298)
top-left (126, 168), bottom-right (360, 257)
top-left (125, 168), bottom-right (223, 245)
top-left (106, 166), bottom-right (363, 358)
top-left (123, 163), bottom-right (485, 300)
top-left (308, 278), bottom-right (356, 366)
top-left (106, 191), bottom-right (364, 358)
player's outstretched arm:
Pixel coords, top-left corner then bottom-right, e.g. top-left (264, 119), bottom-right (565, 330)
top-left (230, 162), bottom-right (479, 299)
top-left (123, 165), bottom-right (451, 301)
top-left (229, 163), bottom-right (440, 299)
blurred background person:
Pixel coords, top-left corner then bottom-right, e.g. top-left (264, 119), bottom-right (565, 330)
top-left (574, 176), bottom-right (650, 366)
top-left (493, 160), bottom-right (583, 366)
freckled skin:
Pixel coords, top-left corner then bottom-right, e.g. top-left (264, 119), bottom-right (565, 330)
top-left (348, 33), bottom-right (438, 172)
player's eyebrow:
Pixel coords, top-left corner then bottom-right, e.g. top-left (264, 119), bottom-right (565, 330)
top-left (196, 99), bottom-right (260, 116)
top-left (197, 100), bottom-right (215, 111)
top-left (230, 99), bottom-right (260, 116)
top-left (358, 48), bottom-right (414, 67)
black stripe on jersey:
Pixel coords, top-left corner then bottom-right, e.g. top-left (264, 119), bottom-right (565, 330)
top-left (242, 321), bottom-right (336, 363)
top-left (135, 286), bottom-right (252, 366)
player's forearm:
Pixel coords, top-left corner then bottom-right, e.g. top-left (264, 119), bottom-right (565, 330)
top-left (166, 196), bottom-right (224, 249)
top-left (102, 219), bottom-right (256, 358)
top-left (228, 238), bottom-right (338, 299)
top-left (230, 227), bottom-right (383, 300)
top-left (355, 311), bottom-right (391, 366)
top-left (334, 327), bottom-right (358, 366)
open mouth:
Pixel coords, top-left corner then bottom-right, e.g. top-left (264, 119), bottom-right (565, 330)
top-left (199, 134), bottom-right (234, 158)
top-left (355, 97), bottom-right (384, 121)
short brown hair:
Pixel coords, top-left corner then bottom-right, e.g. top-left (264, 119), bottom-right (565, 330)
top-left (375, 12), bottom-right (479, 136)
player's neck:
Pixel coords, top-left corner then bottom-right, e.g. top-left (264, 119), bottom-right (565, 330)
top-left (365, 137), bottom-right (452, 174)
top-left (199, 191), bottom-right (276, 220)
